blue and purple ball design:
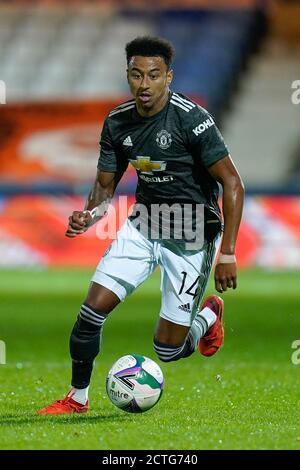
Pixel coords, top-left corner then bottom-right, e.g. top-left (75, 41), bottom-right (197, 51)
top-left (106, 354), bottom-right (164, 413)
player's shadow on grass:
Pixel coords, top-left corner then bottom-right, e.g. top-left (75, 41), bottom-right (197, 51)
top-left (0, 413), bottom-right (132, 426)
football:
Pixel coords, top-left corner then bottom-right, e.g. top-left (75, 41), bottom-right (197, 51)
top-left (106, 354), bottom-right (164, 413)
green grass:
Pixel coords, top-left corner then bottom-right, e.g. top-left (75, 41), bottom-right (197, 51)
top-left (1, 268), bottom-right (300, 450)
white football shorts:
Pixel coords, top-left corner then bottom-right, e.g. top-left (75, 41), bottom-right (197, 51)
top-left (92, 219), bottom-right (220, 327)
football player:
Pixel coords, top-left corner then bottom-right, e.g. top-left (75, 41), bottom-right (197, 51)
top-left (38, 36), bottom-right (244, 414)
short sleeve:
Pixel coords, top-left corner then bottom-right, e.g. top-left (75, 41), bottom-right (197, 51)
top-left (97, 119), bottom-right (128, 173)
top-left (187, 108), bottom-right (229, 168)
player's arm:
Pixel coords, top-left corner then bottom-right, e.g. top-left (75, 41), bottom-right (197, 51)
top-left (65, 169), bottom-right (123, 238)
top-left (208, 155), bottom-right (245, 292)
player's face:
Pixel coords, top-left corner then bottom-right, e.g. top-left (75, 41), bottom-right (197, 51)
top-left (127, 56), bottom-right (173, 116)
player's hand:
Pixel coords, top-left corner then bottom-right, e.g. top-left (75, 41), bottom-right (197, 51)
top-left (214, 262), bottom-right (237, 293)
top-left (65, 211), bottom-right (92, 238)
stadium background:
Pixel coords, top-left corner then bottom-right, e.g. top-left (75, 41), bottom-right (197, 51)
top-left (1, 0), bottom-right (300, 451)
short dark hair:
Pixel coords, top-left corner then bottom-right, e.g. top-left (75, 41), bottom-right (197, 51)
top-left (126, 36), bottom-right (175, 69)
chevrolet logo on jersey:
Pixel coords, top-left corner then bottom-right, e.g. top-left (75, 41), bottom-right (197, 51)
top-left (129, 157), bottom-right (167, 175)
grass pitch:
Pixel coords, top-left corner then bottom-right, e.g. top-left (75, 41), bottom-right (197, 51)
top-left (0, 268), bottom-right (300, 450)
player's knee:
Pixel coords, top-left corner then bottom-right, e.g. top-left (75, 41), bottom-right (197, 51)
top-left (85, 283), bottom-right (120, 314)
top-left (153, 337), bottom-right (185, 363)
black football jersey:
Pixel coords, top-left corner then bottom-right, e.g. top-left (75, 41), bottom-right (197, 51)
top-left (98, 91), bottom-right (229, 243)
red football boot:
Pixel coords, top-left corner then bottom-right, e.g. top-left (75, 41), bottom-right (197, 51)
top-left (198, 295), bottom-right (224, 357)
top-left (37, 391), bottom-right (89, 415)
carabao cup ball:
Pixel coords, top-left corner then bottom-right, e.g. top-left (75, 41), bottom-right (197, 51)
top-left (106, 354), bottom-right (164, 413)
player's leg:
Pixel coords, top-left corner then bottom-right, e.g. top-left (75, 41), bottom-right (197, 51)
top-left (153, 237), bottom-right (222, 362)
top-left (38, 220), bottom-right (157, 414)
top-left (69, 220), bottom-right (158, 402)
top-left (154, 299), bottom-right (223, 362)
top-left (153, 317), bottom-right (190, 362)
top-left (37, 283), bottom-right (121, 415)
top-left (68, 283), bottom-right (120, 407)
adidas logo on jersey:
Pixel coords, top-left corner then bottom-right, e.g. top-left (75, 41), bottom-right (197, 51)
top-left (123, 136), bottom-right (133, 146)
top-left (192, 117), bottom-right (214, 136)
top-left (178, 303), bottom-right (191, 313)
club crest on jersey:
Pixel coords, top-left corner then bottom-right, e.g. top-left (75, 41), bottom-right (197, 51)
top-left (129, 156), bottom-right (167, 175)
top-left (156, 130), bottom-right (172, 149)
